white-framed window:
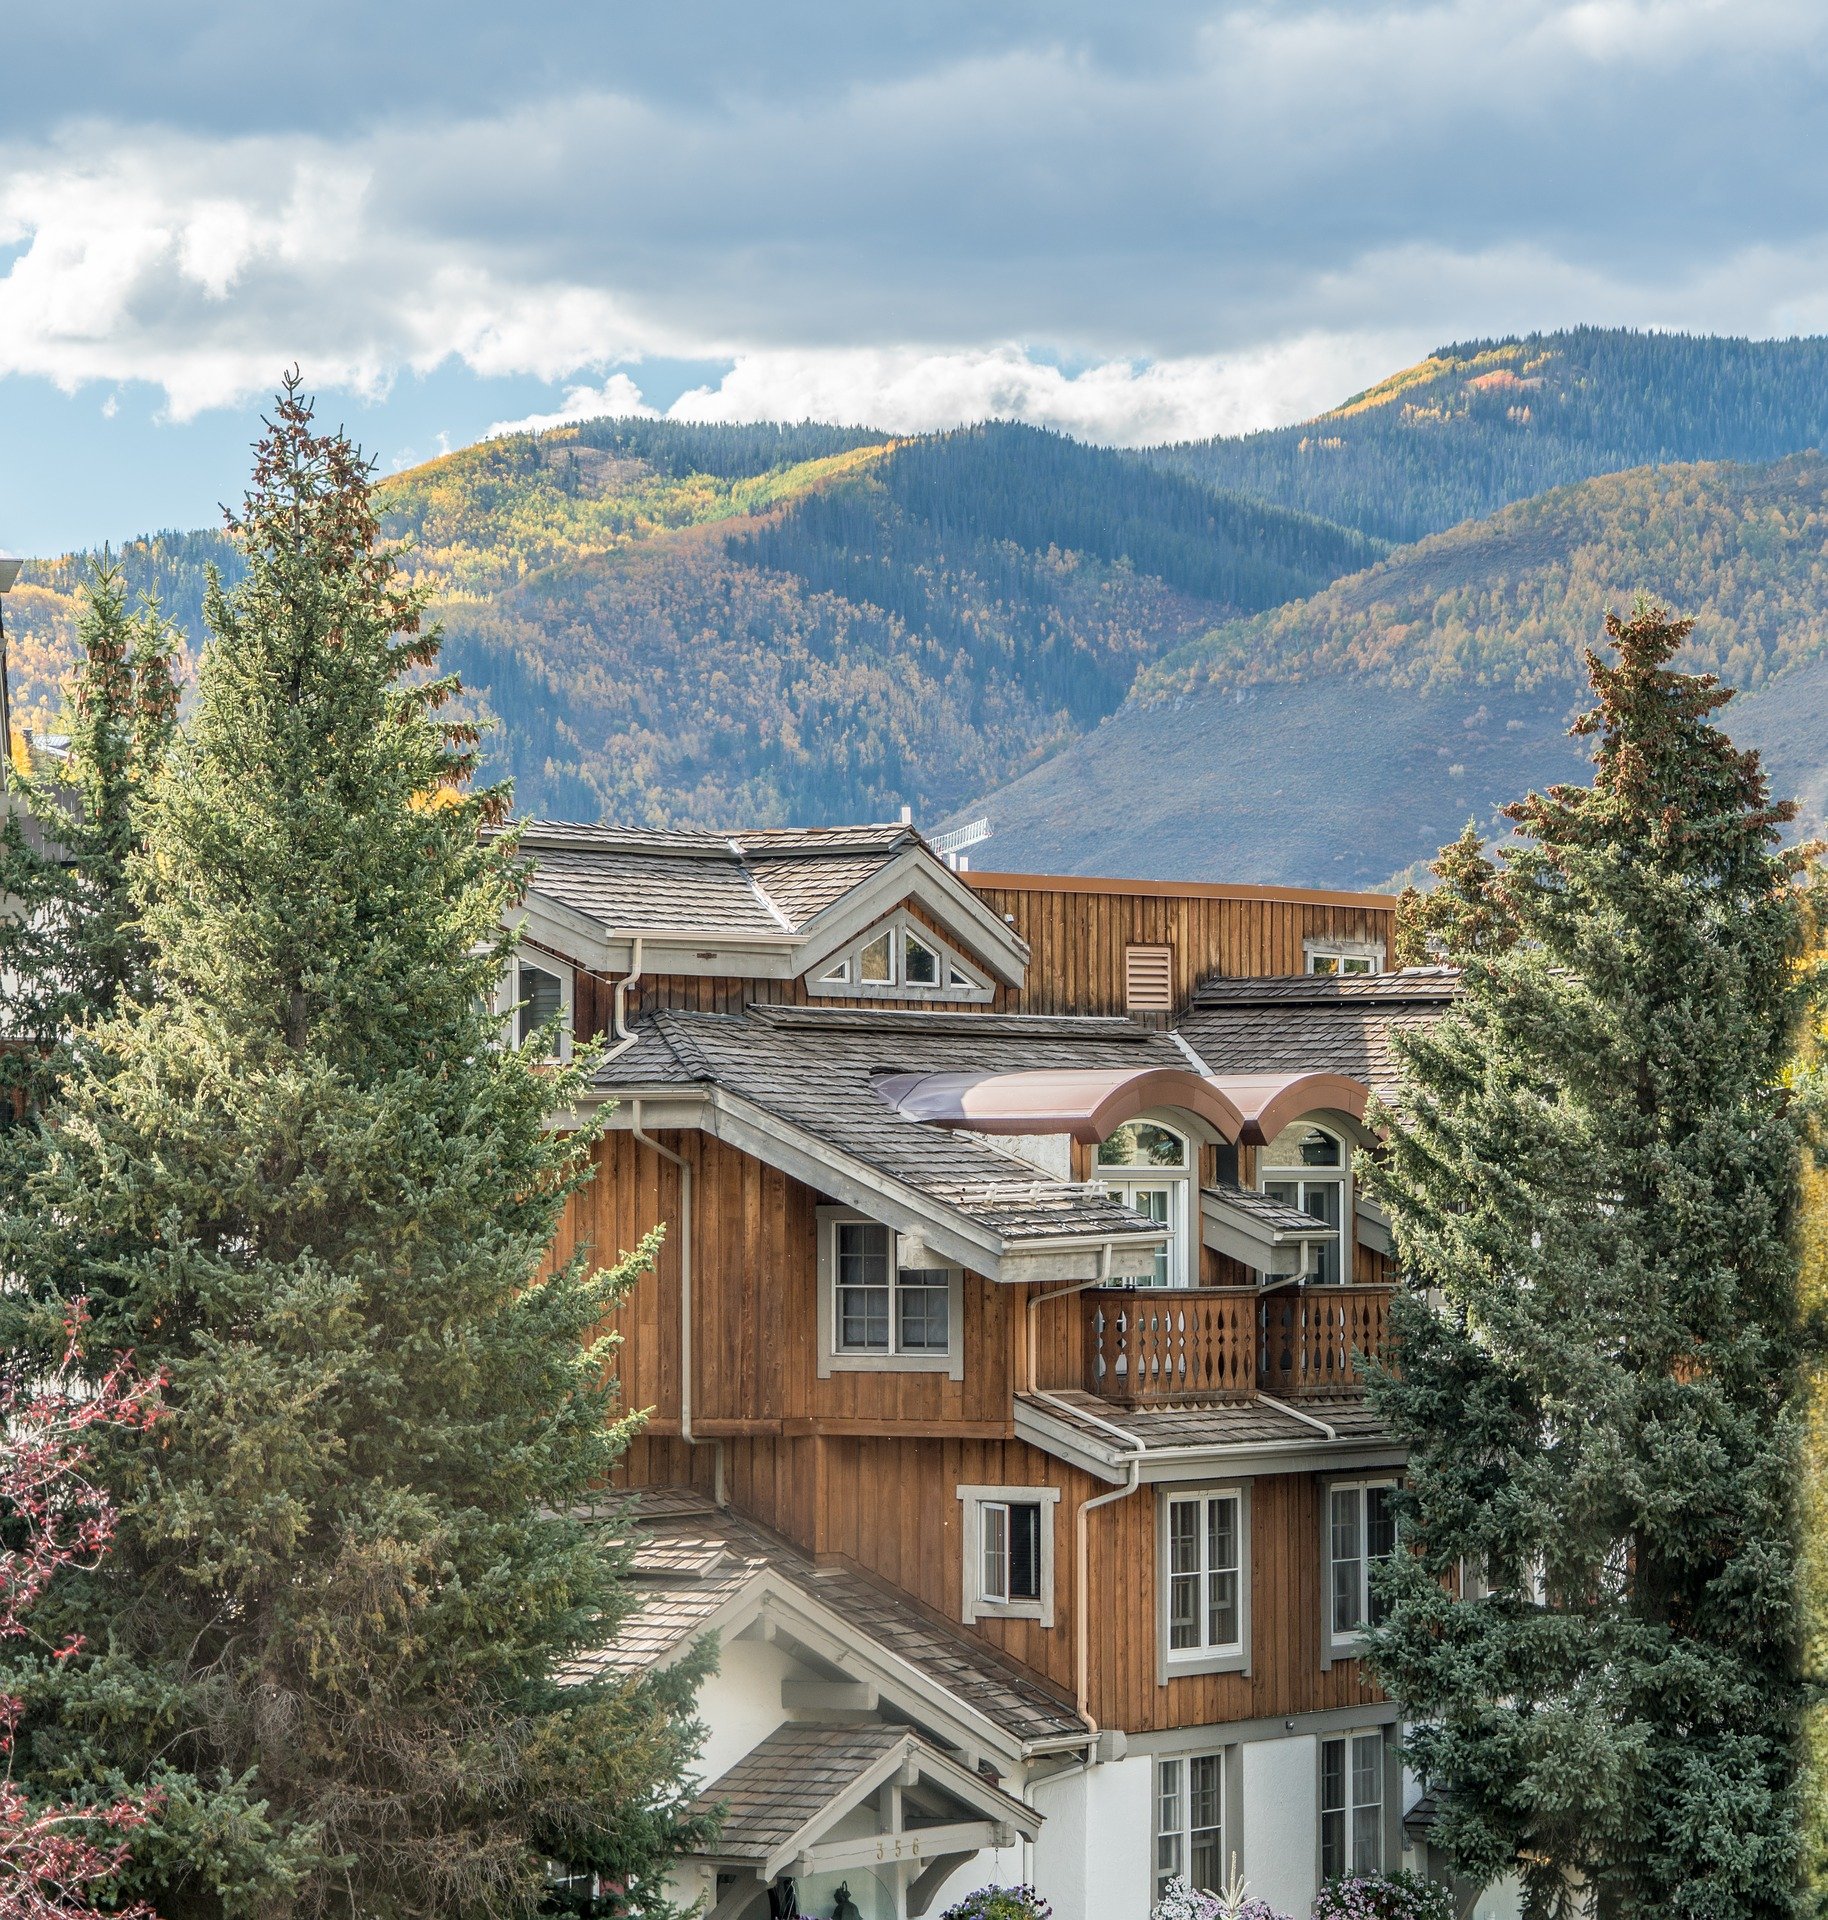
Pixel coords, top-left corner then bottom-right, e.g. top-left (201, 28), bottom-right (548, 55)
top-left (1319, 1729), bottom-right (1385, 1880)
top-left (1096, 1119), bottom-right (1191, 1288)
top-left (1327, 1480), bottom-right (1397, 1649)
top-left (808, 911), bottom-right (993, 1002)
top-left (1259, 1120), bottom-right (1350, 1285)
top-left (1156, 1752), bottom-right (1226, 1899)
top-left (957, 1484), bottom-right (1060, 1625)
top-left (493, 951), bottom-right (575, 1062)
top-left (1161, 1488), bottom-right (1248, 1674)
top-left (1304, 938), bottom-right (1384, 976)
top-left (815, 1209), bottom-right (962, 1379)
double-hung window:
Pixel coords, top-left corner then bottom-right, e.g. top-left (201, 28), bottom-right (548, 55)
top-left (1319, 1730), bottom-right (1385, 1879)
top-left (1328, 1480), bottom-right (1396, 1650)
top-left (958, 1484), bottom-right (1059, 1624)
top-left (817, 1211), bottom-right (961, 1378)
top-left (1162, 1489), bottom-right (1247, 1674)
top-left (1156, 1753), bottom-right (1225, 1899)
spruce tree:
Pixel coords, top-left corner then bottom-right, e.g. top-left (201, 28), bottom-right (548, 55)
top-left (3, 379), bottom-right (708, 1919)
top-left (0, 559), bottom-right (178, 1118)
top-left (1365, 603), bottom-right (1818, 1919)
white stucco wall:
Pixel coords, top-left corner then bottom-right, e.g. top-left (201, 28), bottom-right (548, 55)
top-left (1239, 1734), bottom-right (1318, 1920)
top-left (691, 1635), bottom-right (799, 1785)
top-left (1031, 1752), bottom-right (1154, 1920)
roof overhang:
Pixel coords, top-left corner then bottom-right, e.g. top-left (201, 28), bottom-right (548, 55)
top-left (1200, 1186), bottom-right (1338, 1277)
top-left (792, 846), bottom-right (1030, 987)
top-left (576, 1081), bottom-right (1165, 1284)
top-left (1013, 1397), bottom-right (1409, 1486)
top-left (622, 1563), bottom-right (1083, 1767)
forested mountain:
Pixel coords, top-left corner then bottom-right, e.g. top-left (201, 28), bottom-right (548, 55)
top-left (1148, 329), bottom-right (1828, 544)
top-left (956, 452), bottom-right (1828, 885)
top-left (7, 420), bottom-right (1376, 825)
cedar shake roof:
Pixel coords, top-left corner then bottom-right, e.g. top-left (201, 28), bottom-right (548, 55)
top-left (1021, 1388), bottom-right (1393, 1450)
top-left (574, 1492), bottom-right (1087, 1749)
top-left (1179, 969), bottom-right (1459, 1101)
top-left (508, 821), bottom-right (921, 938)
top-left (694, 1724), bottom-right (910, 1857)
top-left (596, 1006), bottom-right (1180, 1249)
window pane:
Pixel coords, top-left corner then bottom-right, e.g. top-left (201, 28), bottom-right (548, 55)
top-left (1367, 1485), bottom-right (1396, 1624)
top-left (1208, 1568), bottom-right (1239, 1648)
top-left (1169, 1498), bottom-right (1201, 1646)
top-left (1169, 1500), bottom-right (1201, 1574)
top-left (837, 1221), bottom-right (890, 1286)
top-left (1208, 1496), bottom-right (1237, 1573)
top-left (859, 931), bottom-right (892, 982)
top-left (1320, 1737), bottom-right (1345, 1812)
top-left (1263, 1123), bottom-right (1342, 1169)
top-left (1332, 1488), bottom-right (1362, 1635)
top-left (517, 963), bottom-right (564, 1049)
top-left (838, 1285), bottom-right (890, 1350)
top-left (1343, 956), bottom-right (1374, 974)
top-left (896, 1272), bottom-right (950, 1351)
top-left (1352, 1803), bottom-right (1382, 1874)
top-left (1009, 1502), bottom-right (1042, 1601)
top-left (903, 933), bottom-right (939, 985)
top-left (1097, 1122), bottom-right (1186, 1168)
top-left (1310, 953), bottom-right (1341, 975)
top-left (1320, 1737), bottom-right (1346, 1880)
top-left (1189, 1754), bottom-right (1223, 1893)
top-left (980, 1504), bottom-right (1008, 1603)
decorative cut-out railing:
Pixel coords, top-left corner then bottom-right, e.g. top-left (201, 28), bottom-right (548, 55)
top-left (1255, 1284), bottom-right (1392, 1402)
top-left (1083, 1283), bottom-right (1392, 1406)
top-left (1084, 1287), bottom-right (1260, 1405)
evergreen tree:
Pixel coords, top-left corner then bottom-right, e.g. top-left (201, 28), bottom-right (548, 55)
top-left (0, 560), bottom-right (178, 1117)
top-left (1392, 821), bottom-right (1510, 968)
top-left (3, 378), bottom-right (708, 1919)
top-left (1364, 602), bottom-right (1819, 1919)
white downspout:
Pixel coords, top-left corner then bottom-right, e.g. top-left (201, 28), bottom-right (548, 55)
top-left (1022, 1253), bottom-right (1149, 1735)
top-left (630, 1095), bottom-right (725, 1506)
top-left (600, 934), bottom-right (646, 1063)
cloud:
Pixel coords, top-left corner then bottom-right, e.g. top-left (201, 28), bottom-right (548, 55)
top-left (2, 0), bottom-right (1827, 443)
top-left (488, 373), bottom-right (658, 437)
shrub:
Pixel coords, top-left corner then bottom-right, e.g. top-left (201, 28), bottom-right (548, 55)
top-left (1311, 1870), bottom-right (1454, 1920)
top-left (940, 1886), bottom-right (1053, 1920)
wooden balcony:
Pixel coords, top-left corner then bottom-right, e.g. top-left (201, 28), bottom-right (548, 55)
top-left (1084, 1283), bottom-right (1392, 1407)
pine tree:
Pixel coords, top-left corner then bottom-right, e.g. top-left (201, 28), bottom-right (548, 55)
top-left (3, 378), bottom-right (709, 1919)
top-left (1364, 602), bottom-right (1819, 1919)
top-left (1392, 821), bottom-right (1510, 968)
top-left (0, 559), bottom-right (178, 1118)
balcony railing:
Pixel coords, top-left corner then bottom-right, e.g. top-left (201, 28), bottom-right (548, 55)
top-left (1083, 1283), bottom-right (1391, 1406)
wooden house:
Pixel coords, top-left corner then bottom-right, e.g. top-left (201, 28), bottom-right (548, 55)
top-left (510, 822), bottom-right (1459, 1920)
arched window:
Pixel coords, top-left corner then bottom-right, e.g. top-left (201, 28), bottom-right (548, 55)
top-left (1097, 1119), bottom-right (1191, 1288)
top-left (1259, 1120), bottom-right (1350, 1285)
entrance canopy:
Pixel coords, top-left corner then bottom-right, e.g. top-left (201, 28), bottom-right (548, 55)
top-left (694, 1723), bottom-right (1039, 1920)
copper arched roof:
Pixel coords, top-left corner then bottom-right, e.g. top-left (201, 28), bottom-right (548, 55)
top-left (873, 1065), bottom-right (1368, 1146)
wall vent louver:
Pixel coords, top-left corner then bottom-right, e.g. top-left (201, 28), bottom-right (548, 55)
top-left (1124, 943), bottom-right (1174, 1013)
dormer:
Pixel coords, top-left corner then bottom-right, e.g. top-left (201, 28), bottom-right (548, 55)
top-left (500, 820), bottom-right (1028, 998)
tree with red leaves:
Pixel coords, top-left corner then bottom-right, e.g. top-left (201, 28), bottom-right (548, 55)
top-left (0, 1316), bottom-right (162, 1920)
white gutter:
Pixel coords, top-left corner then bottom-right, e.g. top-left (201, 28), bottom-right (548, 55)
top-left (630, 1096), bottom-right (725, 1505)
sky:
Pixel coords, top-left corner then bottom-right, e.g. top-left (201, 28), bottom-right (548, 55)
top-left (3, 0), bottom-right (1827, 552)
